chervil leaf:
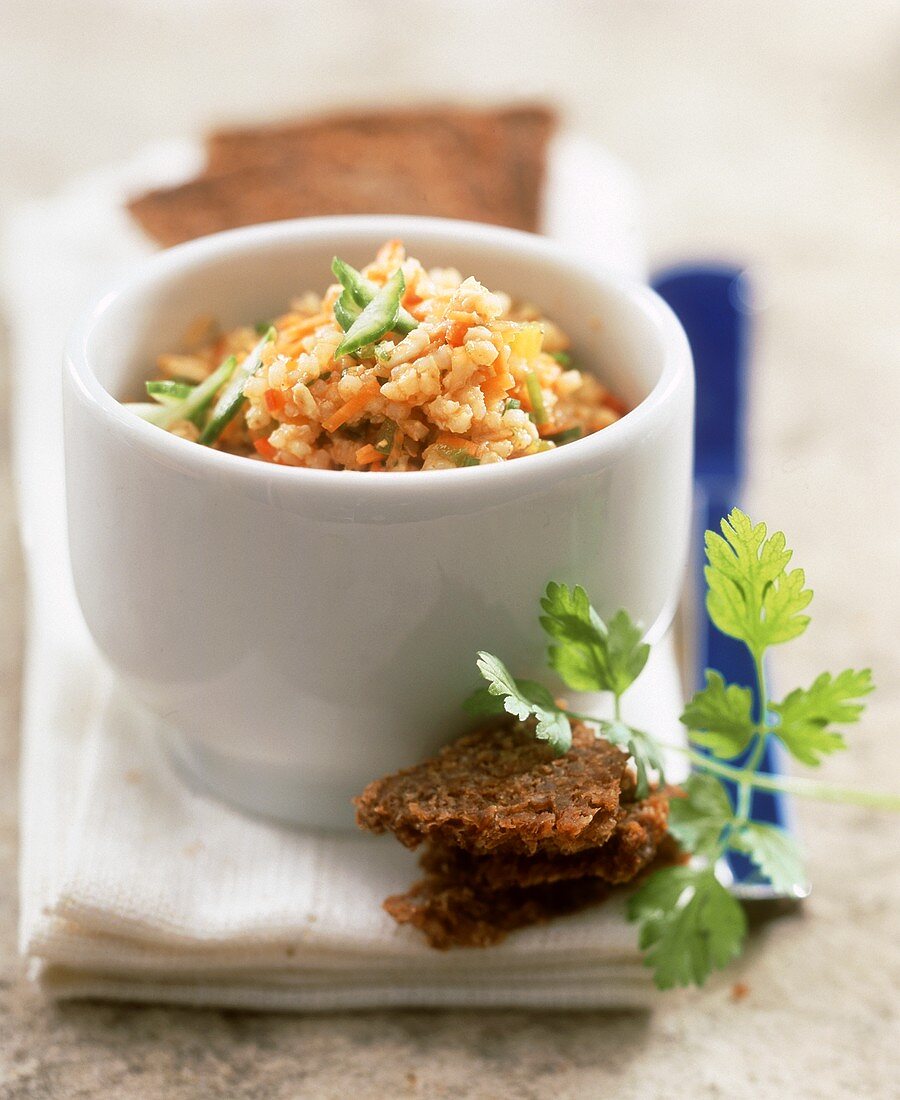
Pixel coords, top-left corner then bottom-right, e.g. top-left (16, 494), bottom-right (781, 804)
top-left (774, 723), bottom-right (844, 765)
top-left (599, 719), bottom-right (666, 800)
top-left (774, 668), bottom-right (873, 730)
top-left (473, 652), bottom-right (571, 754)
top-left (604, 610), bottom-right (652, 696)
top-left (463, 686), bottom-right (508, 717)
top-left (705, 508), bottom-right (813, 658)
top-left (628, 866), bottom-right (747, 989)
top-left (464, 678), bottom-right (557, 717)
top-left (667, 773), bottom-right (734, 858)
top-left (681, 671), bottom-right (756, 759)
top-left (771, 669), bottom-right (873, 766)
top-left (539, 582), bottom-right (608, 691)
top-left (539, 584), bottom-right (649, 697)
top-left (730, 822), bottom-right (806, 893)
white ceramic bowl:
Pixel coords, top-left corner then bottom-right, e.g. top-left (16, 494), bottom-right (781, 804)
top-left (63, 216), bottom-right (693, 830)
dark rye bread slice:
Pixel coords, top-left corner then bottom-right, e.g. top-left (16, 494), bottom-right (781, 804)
top-left (206, 104), bottom-right (557, 233)
top-left (384, 875), bottom-right (612, 950)
top-left (385, 838), bottom-right (684, 949)
top-left (354, 720), bottom-right (629, 857)
top-left (205, 104), bottom-right (555, 176)
top-left (126, 105), bottom-right (557, 247)
top-left (420, 788), bottom-right (674, 890)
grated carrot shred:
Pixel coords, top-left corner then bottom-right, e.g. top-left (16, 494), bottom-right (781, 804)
top-left (322, 379), bottom-right (380, 433)
top-left (281, 313), bottom-right (330, 339)
top-left (446, 322), bottom-right (468, 347)
top-left (435, 432), bottom-right (479, 456)
top-left (538, 420), bottom-right (568, 438)
top-left (264, 389), bottom-right (285, 415)
top-left (355, 444), bottom-right (382, 465)
top-left (602, 391), bottom-right (629, 417)
top-left (481, 370), bottom-right (515, 403)
top-left (253, 437), bottom-right (277, 460)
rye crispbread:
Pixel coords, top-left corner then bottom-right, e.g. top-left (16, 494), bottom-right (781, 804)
top-left (354, 720), bottom-right (629, 857)
top-left (385, 837), bottom-right (684, 949)
top-left (127, 105), bottom-right (557, 247)
top-left (419, 788), bottom-right (674, 890)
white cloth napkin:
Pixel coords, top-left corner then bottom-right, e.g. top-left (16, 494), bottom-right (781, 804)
top-left (3, 133), bottom-right (688, 1010)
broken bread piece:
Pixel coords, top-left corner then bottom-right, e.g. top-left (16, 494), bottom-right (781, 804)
top-left (127, 105), bottom-right (557, 247)
top-left (356, 717), bottom-right (680, 949)
top-left (354, 719), bottom-right (629, 856)
top-left (420, 787), bottom-right (674, 890)
top-left (384, 876), bottom-right (613, 950)
top-left (386, 838), bottom-right (684, 949)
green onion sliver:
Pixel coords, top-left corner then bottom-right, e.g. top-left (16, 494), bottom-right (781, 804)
top-left (332, 256), bottom-right (417, 335)
top-left (335, 269), bottom-right (405, 359)
top-left (199, 328), bottom-right (275, 445)
top-left (180, 355), bottom-right (239, 429)
top-left (127, 354), bottom-right (238, 430)
top-left (334, 290), bottom-right (361, 332)
top-left (525, 371), bottom-right (548, 425)
top-left (374, 420), bottom-right (396, 456)
top-left (125, 402), bottom-right (168, 423)
top-left (146, 380), bottom-right (195, 405)
top-left (435, 444), bottom-right (480, 468)
top-left (546, 426), bottom-right (583, 446)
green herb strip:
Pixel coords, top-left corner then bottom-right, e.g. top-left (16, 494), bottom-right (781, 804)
top-left (334, 291), bottom-right (362, 333)
top-left (435, 443), bottom-right (479, 467)
top-left (546, 426), bottom-right (582, 446)
top-left (374, 420), bottom-right (396, 456)
top-left (524, 371), bottom-right (548, 425)
top-left (146, 380), bottom-right (195, 404)
top-left (130, 354), bottom-right (238, 430)
top-left (198, 329), bottom-right (275, 445)
top-left (332, 257), bottom-right (418, 335)
top-left (335, 269), bottom-right (405, 359)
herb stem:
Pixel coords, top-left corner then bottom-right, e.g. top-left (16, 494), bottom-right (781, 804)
top-left (561, 706), bottom-right (900, 811)
top-left (563, 698), bottom-right (622, 726)
top-left (732, 653), bottom-right (769, 824)
top-left (565, 710), bottom-right (602, 725)
top-left (680, 749), bottom-right (900, 810)
top-left (734, 735), bottom-right (768, 819)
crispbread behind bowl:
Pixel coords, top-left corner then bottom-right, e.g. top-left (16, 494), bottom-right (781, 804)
top-left (128, 105), bottom-right (557, 247)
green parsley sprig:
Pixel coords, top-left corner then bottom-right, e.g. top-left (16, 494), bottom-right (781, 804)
top-left (465, 508), bottom-right (898, 990)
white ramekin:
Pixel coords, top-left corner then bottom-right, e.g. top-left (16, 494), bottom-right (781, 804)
top-left (63, 216), bottom-right (693, 829)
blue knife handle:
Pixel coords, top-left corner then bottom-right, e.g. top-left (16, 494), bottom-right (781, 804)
top-left (651, 265), bottom-right (792, 886)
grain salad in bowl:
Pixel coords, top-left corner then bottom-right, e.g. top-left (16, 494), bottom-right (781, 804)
top-left (127, 240), bottom-right (627, 470)
top-left (65, 215), bottom-right (693, 826)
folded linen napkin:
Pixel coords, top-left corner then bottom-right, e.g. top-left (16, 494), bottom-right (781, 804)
top-left (4, 134), bottom-right (687, 1010)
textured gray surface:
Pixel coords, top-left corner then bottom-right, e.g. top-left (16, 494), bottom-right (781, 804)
top-left (1, 1), bottom-right (898, 1096)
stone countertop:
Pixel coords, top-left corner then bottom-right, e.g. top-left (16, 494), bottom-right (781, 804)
top-left (1, 2), bottom-right (898, 1096)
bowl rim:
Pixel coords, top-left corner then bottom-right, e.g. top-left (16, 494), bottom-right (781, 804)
top-left (64, 214), bottom-right (692, 502)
